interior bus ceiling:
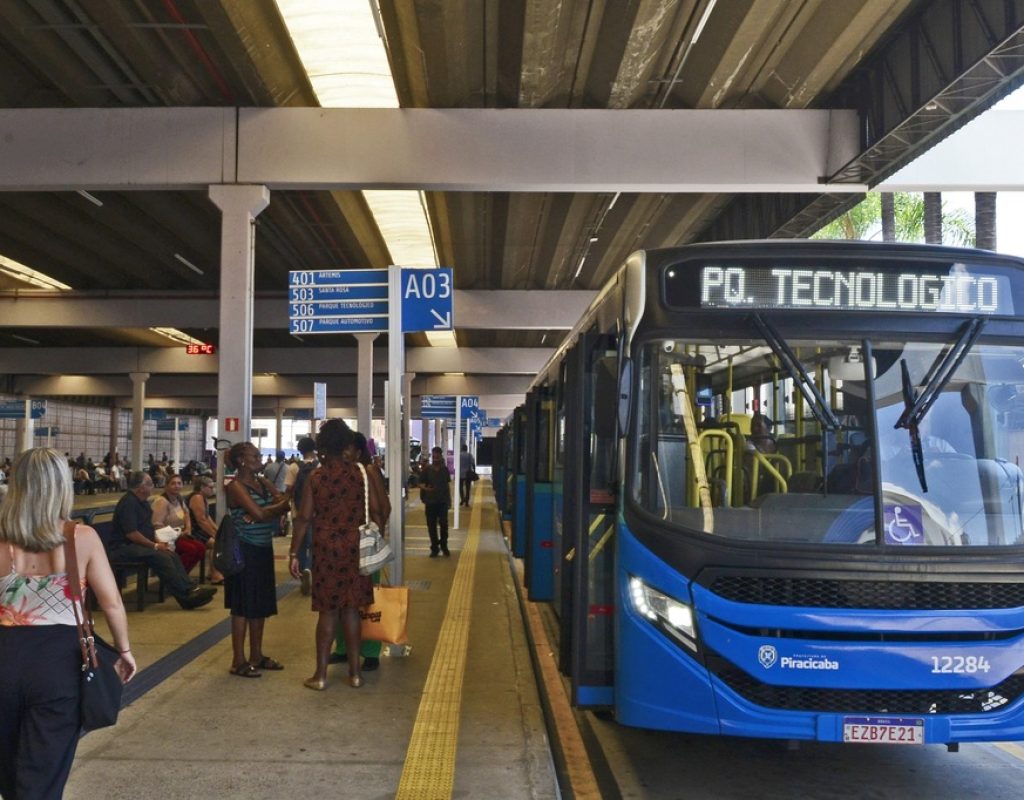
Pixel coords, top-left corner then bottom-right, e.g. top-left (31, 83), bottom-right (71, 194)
top-left (0, 0), bottom-right (1022, 365)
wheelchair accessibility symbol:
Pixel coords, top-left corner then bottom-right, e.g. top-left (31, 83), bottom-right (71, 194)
top-left (884, 503), bottom-right (924, 545)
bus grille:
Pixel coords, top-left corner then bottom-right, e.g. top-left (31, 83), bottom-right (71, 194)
top-left (715, 668), bottom-right (1024, 715)
top-left (709, 576), bottom-right (1024, 610)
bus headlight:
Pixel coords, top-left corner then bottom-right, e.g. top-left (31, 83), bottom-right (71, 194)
top-left (629, 576), bottom-right (698, 651)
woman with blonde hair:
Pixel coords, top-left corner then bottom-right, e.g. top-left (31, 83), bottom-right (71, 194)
top-left (0, 448), bottom-right (136, 799)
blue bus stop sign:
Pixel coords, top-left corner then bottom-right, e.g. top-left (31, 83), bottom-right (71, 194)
top-left (401, 268), bottom-right (454, 333)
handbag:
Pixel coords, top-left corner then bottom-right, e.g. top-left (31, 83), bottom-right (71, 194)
top-left (213, 512), bottom-right (245, 576)
top-left (357, 462), bottom-right (394, 576)
top-left (63, 521), bottom-right (124, 732)
top-left (360, 584), bottom-right (409, 644)
top-left (467, 469), bottom-right (479, 482)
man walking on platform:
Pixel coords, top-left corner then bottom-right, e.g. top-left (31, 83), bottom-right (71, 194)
top-left (420, 446), bottom-right (452, 557)
top-left (107, 471), bottom-right (216, 609)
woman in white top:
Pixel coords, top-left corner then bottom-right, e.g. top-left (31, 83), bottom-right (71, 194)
top-left (0, 448), bottom-right (136, 799)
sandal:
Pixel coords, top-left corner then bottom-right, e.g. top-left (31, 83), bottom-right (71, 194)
top-left (255, 656), bottom-right (284, 671)
top-left (230, 662), bottom-right (262, 678)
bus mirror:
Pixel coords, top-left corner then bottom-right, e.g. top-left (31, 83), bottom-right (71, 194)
top-left (617, 357), bottom-right (633, 436)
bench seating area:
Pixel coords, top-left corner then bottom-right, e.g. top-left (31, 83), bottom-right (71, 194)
top-left (72, 506), bottom-right (206, 611)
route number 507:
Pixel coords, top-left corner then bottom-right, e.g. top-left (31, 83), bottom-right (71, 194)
top-left (930, 655), bottom-right (991, 674)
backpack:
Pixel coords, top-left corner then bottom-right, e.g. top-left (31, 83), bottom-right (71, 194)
top-left (292, 458), bottom-right (319, 504)
top-left (213, 513), bottom-right (245, 576)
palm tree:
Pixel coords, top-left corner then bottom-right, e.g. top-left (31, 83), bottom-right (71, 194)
top-left (812, 192), bottom-right (974, 247)
top-left (975, 192), bottom-right (997, 250)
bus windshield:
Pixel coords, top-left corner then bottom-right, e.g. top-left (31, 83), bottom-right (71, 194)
top-left (630, 335), bottom-right (1024, 548)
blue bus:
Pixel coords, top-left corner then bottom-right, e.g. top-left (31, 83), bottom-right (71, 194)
top-left (504, 240), bottom-right (1024, 748)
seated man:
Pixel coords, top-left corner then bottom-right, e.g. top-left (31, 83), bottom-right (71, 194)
top-left (108, 471), bottom-right (216, 610)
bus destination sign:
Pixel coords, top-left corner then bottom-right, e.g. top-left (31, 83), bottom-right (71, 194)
top-left (696, 265), bottom-right (1013, 315)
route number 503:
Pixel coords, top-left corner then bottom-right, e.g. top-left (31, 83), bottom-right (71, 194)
top-left (930, 655), bottom-right (991, 674)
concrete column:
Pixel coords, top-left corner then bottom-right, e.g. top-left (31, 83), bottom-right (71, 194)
top-left (209, 185), bottom-right (270, 516)
top-left (274, 403), bottom-right (284, 454)
top-left (354, 332), bottom-right (378, 436)
top-left (129, 372), bottom-right (149, 471)
top-left (15, 397), bottom-right (33, 453)
top-left (171, 417), bottom-right (181, 474)
top-left (403, 372), bottom-right (415, 487)
top-left (108, 400), bottom-right (119, 464)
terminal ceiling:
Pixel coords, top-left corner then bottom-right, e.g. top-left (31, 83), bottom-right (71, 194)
top-left (1, 0), bottom-right (1023, 413)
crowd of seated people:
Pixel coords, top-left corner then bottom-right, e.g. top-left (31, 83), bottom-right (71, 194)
top-left (69, 452), bottom-right (125, 495)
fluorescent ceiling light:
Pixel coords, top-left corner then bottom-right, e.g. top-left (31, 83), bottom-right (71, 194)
top-left (150, 327), bottom-right (200, 346)
top-left (425, 330), bottom-right (458, 348)
top-left (275, 0), bottom-right (438, 267)
top-left (76, 190), bottom-right (103, 207)
top-left (0, 255), bottom-right (71, 290)
top-left (275, 0), bottom-right (442, 305)
top-left (174, 253), bottom-right (204, 275)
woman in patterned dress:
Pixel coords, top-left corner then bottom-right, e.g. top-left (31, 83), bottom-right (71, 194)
top-left (224, 442), bottom-right (292, 678)
top-left (290, 418), bottom-right (386, 690)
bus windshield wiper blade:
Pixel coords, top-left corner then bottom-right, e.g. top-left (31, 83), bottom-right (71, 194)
top-left (899, 359), bottom-right (928, 493)
top-left (894, 318), bottom-right (986, 431)
top-left (752, 314), bottom-right (840, 430)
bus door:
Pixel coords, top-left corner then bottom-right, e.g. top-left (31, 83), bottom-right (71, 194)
top-left (560, 333), bottom-right (618, 706)
top-left (525, 386), bottom-right (555, 600)
top-left (511, 406), bottom-right (528, 559)
top-left (493, 429), bottom-right (507, 513)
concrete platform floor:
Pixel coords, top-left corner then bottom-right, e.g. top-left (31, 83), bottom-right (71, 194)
top-left (65, 480), bottom-right (557, 799)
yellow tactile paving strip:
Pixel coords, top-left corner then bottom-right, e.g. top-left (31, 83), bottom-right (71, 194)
top-left (996, 741), bottom-right (1024, 762)
top-left (395, 486), bottom-right (482, 799)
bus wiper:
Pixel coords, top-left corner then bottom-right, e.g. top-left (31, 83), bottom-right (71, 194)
top-left (894, 318), bottom-right (985, 431)
top-left (899, 359), bottom-right (928, 493)
top-left (893, 318), bottom-right (986, 493)
top-left (752, 314), bottom-right (840, 430)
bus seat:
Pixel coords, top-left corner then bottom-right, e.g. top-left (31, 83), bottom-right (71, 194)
top-left (788, 471), bottom-right (822, 493)
top-left (721, 413), bottom-right (752, 435)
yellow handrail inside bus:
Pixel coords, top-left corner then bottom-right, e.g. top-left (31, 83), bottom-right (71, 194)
top-left (670, 363), bottom-right (713, 533)
top-left (750, 451), bottom-right (791, 500)
top-left (698, 429), bottom-right (733, 506)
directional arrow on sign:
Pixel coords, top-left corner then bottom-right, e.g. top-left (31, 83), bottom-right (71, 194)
top-left (401, 267), bottom-right (454, 333)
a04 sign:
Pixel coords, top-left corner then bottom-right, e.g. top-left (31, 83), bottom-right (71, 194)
top-left (401, 267), bottom-right (454, 333)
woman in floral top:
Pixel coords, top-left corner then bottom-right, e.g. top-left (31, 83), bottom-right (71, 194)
top-left (0, 448), bottom-right (136, 799)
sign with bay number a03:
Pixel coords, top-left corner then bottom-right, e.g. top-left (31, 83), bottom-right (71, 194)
top-left (401, 267), bottom-right (453, 333)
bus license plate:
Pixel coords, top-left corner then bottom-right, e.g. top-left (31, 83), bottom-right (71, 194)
top-left (843, 717), bottom-right (924, 745)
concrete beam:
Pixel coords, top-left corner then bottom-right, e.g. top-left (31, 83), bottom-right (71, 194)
top-left (12, 373), bottom-right (529, 401)
top-left (0, 346), bottom-right (552, 376)
top-left (0, 290), bottom-right (592, 331)
top-left (0, 107), bottom-right (864, 193)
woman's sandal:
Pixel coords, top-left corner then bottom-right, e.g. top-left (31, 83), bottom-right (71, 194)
top-left (303, 677), bottom-right (327, 691)
top-left (255, 656), bottom-right (284, 671)
top-left (230, 662), bottom-right (262, 678)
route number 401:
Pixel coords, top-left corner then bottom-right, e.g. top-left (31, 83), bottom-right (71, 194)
top-left (930, 655), bottom-right (992, 674)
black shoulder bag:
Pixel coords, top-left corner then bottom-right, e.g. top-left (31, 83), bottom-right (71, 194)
top-left (64, 521), bottom-right (124, 732)
top-left (213, 511), bottom-right (245, 576)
